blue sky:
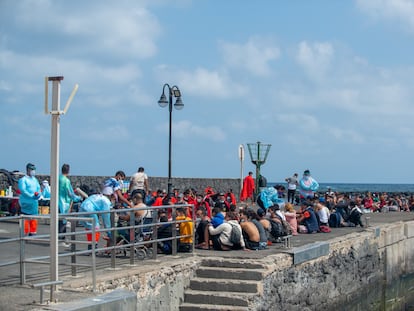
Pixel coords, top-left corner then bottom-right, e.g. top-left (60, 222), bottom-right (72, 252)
top-left (1, 0), bottom-right (414, 184)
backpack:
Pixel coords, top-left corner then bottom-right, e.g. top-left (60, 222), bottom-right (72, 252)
top-left (329, 211), bottom-right (342, 228)
top-left (269, 218), bottom-right (288, 238)
top-left (228, 222), bottom-right (242, 245)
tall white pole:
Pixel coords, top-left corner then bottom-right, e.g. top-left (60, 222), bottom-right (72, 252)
top-left (49, 76), bottom-right (63, 283)
top-left (239, 144), bottom-right (244, 194)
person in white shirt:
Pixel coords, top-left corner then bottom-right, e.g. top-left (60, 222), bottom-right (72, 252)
top-left (314, 202), bottom-right (330, 226)
top-left (285, 173), bottom-right (299, 204)
top-left (129, 167), bottom-right (149, 200)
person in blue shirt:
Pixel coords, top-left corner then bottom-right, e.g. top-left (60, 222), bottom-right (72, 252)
top-left (18, 163), bottom-right (41, 236)
top-left (79, 186), bottom-right (114, 247)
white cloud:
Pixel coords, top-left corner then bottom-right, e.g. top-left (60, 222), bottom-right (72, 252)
top-left (13, 0), bottom-right (161, 59)
top-left (296, 41), bottom-right (334, 81)
top-left (356, 0), bottom-right (414, 33)
top-left (219, 36), bottom-right (281, 76)
top-left (156, 120), bottom-right (226, 142)
top-left (155, 66), bottom-right (247, 99)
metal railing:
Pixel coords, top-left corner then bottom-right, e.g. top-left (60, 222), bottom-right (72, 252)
top-left (0, 203), bottom-right (195, 292)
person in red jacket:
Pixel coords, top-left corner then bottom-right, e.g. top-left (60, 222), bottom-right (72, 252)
top-left (240, 171), bottom-right (255, 203)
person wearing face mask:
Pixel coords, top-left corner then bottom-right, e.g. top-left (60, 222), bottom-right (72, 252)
top-left (214, 192), bottom-right (230, 212)
top-left (79, 186), bottom-right (115, 250)
top-left (18, 163), bottom-right (41, 236)
top-left (103, 171), bottom-right (132, 208)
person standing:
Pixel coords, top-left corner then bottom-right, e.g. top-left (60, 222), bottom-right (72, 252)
top-left (58, 164), bottom-right (81, 243)
top-left (240, 171), bottom-right (255, 203)
top-left (129, 167), bottom-right (149, 201)
top-left (285, 173), bottom-right (299, 204)
top-left (299, 169), bottom-right (319, 201)
top-left (103, 171), bottom-right (132, 208)
top-left (18, 163), bottom-right (41, 236)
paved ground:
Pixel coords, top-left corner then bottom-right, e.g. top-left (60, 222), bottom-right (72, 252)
top-left (1, 212), bottom-right (413, 311)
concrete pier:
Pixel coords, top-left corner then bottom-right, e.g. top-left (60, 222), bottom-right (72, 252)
top-left (1, 212), bottom-right (414, 310)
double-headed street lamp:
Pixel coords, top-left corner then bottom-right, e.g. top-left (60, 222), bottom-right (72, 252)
top-left (158, 83), bottom-right (184, 196)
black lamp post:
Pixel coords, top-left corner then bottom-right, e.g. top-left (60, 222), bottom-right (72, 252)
top-left (158, 84), bottom-right (184, 196)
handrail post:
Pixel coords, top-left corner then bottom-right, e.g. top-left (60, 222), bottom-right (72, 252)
top-left (171, 206), bottom-right (177, 255)
top-left (19, 216), bottom-right (26, 285)
top-left (70, 219), bottom-right (77, 276)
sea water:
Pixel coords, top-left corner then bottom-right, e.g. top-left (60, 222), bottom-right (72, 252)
top-left (270, 182), bottom-right (414, 194)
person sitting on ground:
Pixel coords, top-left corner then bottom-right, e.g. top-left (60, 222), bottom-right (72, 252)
top-left (348, 201), bottom-right (364, 227)
top-left (195, 193), bottom-right (212, 218)
top-left (195, 207), bottom-right (211, 249)
top-left (208, 211), bottom-right (246, 251)
top-left (157, 215), bottom-right (173, 254)
top-left (240, 208), bottom-right (267, 250)
top-left (314, 202), bottom-right (330, 227)
top-left (270, 204), bottom-right (286, 221)
top-left (284, 203), bottom-right (298, 235)
top-left (257, 208), bottom-right (276, 243)
top-left (213, 192), bottom-right (230, 212)
top-left (210, 206), bottom-right (225, 228)
top-left (297, 201), bottom-right (319, 234)
top-left (363, 192), bottom-right (379, 213)
top-left (335, 194), bottom-right (350, 221)
top-left (239, 208), bottom-right (260, 250)
top-left (176, 207), bottom-right (193, 252)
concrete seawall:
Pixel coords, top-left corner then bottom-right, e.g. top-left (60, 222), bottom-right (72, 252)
top-left (59, 219), bottom-right (414, 311)
top-left (0, 174), bottom-right (241, 195)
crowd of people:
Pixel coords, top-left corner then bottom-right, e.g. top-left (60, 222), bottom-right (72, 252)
top-left (13, 163), bottom-right (414, 254)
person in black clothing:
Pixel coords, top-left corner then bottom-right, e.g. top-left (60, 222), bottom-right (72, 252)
top-left (348, 201), bottom-right (364, 227)
top-left (157, 215), bottom-right (173, 254)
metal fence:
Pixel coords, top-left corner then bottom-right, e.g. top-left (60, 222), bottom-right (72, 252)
top-left (0, 203), bottom-right (195, 292)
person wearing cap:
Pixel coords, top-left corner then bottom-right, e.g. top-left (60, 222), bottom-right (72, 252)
top-left (58, 164), bottom-right (82, 242)
top-left (18, 163), bottom-right (41, 236)
top-left (298, 169), bottom-right (319, 201)
top-left (79, 186), bottom-right (115, 248)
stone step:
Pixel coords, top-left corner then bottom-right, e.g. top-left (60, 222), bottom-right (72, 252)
top-left (184, 289), bottom-right (254, 307)
top-left (201, 258), bottom-right (265, 270)
top-left (190, 277), bottom-right (261, 293)
top-left (196, 266), bottom-right (265, 281)
top-left (180, 302), bottom-right (249, 311)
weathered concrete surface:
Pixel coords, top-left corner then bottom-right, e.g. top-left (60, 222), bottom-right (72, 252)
top-left (34, 289), bottom-right (137, 311)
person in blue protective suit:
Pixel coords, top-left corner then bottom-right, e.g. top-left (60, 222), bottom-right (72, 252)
top-left (79, 186), bottom-right (114, 249)
top-left (257, 187), bottom-right (285, 210)
top-left (58, 164), bottom-right (82, 242)
top-left (299, 169), bottom-right (319, 200)
top-left (18, 163), bottom-right (41, 236)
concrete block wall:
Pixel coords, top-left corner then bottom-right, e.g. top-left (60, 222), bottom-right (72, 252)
top-left (0, 174), bottom-right (241, 197)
